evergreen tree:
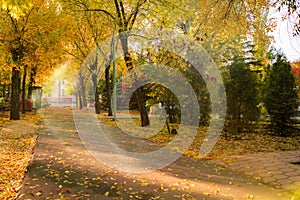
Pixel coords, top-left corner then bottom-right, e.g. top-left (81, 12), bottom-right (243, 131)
top-left (264, 53), bottom-right (298, 136)
top-left (224, 57), bottom-right (260, 134)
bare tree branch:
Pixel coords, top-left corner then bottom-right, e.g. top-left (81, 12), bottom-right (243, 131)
top-left (6, 8), bottom-right (19, 33)
top-left (119, 0), bottom-right (127, 27)
top-left (85, 8), bottom-right (115, 20)
top-left (128, 0), bottom-right (147, 30)
top-left (64, 50), bottom-right (83, 62)
top-left (114, 0), bottom-right (124, 28)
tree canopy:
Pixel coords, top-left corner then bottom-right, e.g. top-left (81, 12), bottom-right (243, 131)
top-left (0, 0), bottom-right (299, 135)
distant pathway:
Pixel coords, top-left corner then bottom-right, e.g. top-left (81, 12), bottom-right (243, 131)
top-left (17, 107), bottom-right (291, 199)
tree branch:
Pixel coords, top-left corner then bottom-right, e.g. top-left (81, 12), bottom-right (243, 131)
top-left (114, 0), bottom-right (124, 28)
top-left (85, 9), bottom-right (115, 20)
top-left (21, 6), bottom-right (35, 35)
top-left (119, 0), bottom-right (127, 27)
top-left (6, 8), bottom-right (19, 33)
top-left (128, 0), bottom-right (147, 30)
top-left (64, 50), bottom-right (83, 62)
top-left (74, 41), bottom-right (87, 58)
top-left (223, 0), bottom-right (235, 20)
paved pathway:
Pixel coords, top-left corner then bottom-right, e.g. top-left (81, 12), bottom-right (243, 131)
top-left (17, 107), bottom-right (296, 199)
top-left (213, 150), bottom-right (300, 191)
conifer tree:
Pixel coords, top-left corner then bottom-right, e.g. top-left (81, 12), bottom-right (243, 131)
top-left (264, 53), bottom-right (298, 136)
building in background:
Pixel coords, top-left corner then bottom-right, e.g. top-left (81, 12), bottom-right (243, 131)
top-left (43, 79), bottom-right (76, 107)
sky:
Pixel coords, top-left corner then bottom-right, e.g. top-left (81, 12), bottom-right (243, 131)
top-left (270, 8), bottom-right (300, 62)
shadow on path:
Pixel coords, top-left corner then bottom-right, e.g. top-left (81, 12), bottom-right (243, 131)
top-left (17, 107), bottom-right (292, 200)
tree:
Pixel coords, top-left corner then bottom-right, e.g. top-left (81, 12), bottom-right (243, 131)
top-left (264, 53), bottom-right (298, 136)
top-left (1, 0), bottom-right (72, 119)
top-left (61, 1), bottom-right (114, 113)
top-left (275, 0), bottom-right (300, 36)
top-left (224, 57), bottom-right (260, 134)
top-left (65, 0), bottom-right (273, 126)
top-left (291, 60), bottom-right (300, 98)
top-left (0, 2), bottom-right (31, 119)
top-left (69, 0), bottom-right (150, 125)
top-left (0, 53), bottom-right (11, 97)
top-left (221, 0), bottom-right (299, 36)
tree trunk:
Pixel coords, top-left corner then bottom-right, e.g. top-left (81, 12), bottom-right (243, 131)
top-left (10, 67), bottom-right (20, 120)
top-left (27, 66), bottom-right (36, 100)
top-left (166, 115), bottom-right (171, 134)
top-left (95, 86), bottom-right (101, 114)
top-left (1, 85), bottom-right (4, 97)
top-left (79, 74), bottom-right (87, 108)
top-left (81, 84), bottom-right (87, 107)
top-left (91, 52), bottom-right (100, 114)
top-left (119, 33), bottom-right (149, 126)
top-left (105, 64), bottom-right (113, 116)
top-left (78, 88), bottom-right (83, 109)
top-left (136, 87), bottom-right (149, 126)
top-left (92, 73), bottom-right (100, 114)
top-left (22, 65), bottom-right (27, 114)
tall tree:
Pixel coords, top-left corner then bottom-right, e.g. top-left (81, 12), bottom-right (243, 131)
top-left (224, 56), bottom-right (261, 134)
top-left (62, 1), bottom-right (113, 112)
top-left (66, 0), bottom-right (273, 126)
top-left (275, 0), bottom-right (300, 36)
top-left (1, 0), bottom-right (71, 118)
top-left (0, 1), bottom-right (33, 119)
top-left (264, 53), bottom-right (298, 136)
top-left (72, 0), bottom-right (150, 125)
top-left (291, 60), bottom-right (300, 98)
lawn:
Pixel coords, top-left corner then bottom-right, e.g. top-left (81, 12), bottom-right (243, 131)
top-left (98, 115), bottom-right (300, 160)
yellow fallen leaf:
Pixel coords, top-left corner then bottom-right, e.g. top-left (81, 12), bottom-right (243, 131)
top-left (103, 191), bottom-right (109, 197)
top-left (62, 142), bottom-right (69, 146)
top-left (35, 191), bottom-right (42, 196)
top-left (141, 183), bottom-right (149, 187)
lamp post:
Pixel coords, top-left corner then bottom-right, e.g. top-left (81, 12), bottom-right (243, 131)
top-left (112, 24), bottom-right (117, 121)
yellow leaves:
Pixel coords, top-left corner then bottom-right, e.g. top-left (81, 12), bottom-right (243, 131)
top-left (252, 174), bottom-right (262, 181)
top-left (35, 191), bottom-right (43, 196)
top-left (0, 113), bottom-right (40, 199)
top-left (170, 186), bottom-right (177, 191)
top-left (61, 142), bottom-right (69, 146)
top-left (2, 0), bottom-right (33, 20)
top-left (100, 116), bottom-right (299, 162)
top-left (0, 117), bottom-right (13, 129)
top-left (244, 194), bottom-right (255, 199)
top-left (174, 193), bottom-right (197, 199)
top-left (150, 196), bottom-right (161, 200)
top-left (291, 186), bottom-right (300, 200)
top-left (103, 191), bottom-right (110, 197)
top-left (203, 191), bottom-right (211, 196)
top-left (140, 182), bottom-right (149, 187)
top-left (110, 185), bottom-right (117, 189)
top-left (134, 194), bottom-right (144, 199)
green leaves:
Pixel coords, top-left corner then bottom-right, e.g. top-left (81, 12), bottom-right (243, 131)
top-left (264, 53), bottom-right (298, 136)
top-left (224, 56), bottom-right (261, 134)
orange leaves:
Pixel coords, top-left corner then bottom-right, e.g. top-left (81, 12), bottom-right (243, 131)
top-left (0, 113), bottom-right (40, 200)
top-left (0, 122), bottom-right (36, 199)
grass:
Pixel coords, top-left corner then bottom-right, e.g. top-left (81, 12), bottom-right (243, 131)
top-left (98, 115), bottom-right (300, 160)
top-left (0, 112), bottom-right (42, 200)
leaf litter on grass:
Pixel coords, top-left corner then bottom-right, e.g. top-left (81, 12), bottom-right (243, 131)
top-left (98, 117), bottom-right (300, 160)
top-left (0, 112), bottom-right (42, 200)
